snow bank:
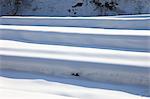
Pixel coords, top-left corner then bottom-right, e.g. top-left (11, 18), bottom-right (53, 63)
top-left (0, 15), bottom-right (149, 98)
top-left (1, 16), bottom-right (150, 29)
top-left (0, 40), bottom-right (149, 88)
top-left (0, 70), bottom-right (149, 99)
top-left (111, 14), bottom-right (150, 18)
top-left (0, 25), bottom-right (149, 52)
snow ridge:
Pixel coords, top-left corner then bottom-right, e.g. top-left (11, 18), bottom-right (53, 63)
top-left (0, 15), bottom-right (150, 97)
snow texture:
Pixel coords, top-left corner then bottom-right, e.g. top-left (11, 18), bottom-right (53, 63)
top-left (1, 15), bottom-right (150, 29)
top-left (1, 0), bottom-right (150, 16)
top-left (0, 70), bottom-right (149, 99)
top-left (0, 15), bottom-right (150, 98)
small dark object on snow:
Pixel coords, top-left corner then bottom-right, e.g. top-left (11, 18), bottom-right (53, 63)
top-left (72, 3), bottom-right (83, 8)
top-left (74, 12), bottom-right (77, 14)
top-left (71, 73), bottom-right (80, 76)
top-left (105, 1), bottom-right (117, 10)
top-left (68, 9), bottom-right (71, 12)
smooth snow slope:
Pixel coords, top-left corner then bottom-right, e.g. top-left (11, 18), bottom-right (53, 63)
top-left (0, 70), bottom-right (149, 99)
top-left (0, 15), bottom-right (150, 98)
top-left (0, 25), bottom-right (149, 52)
top-left (1, 16), bottom-right (150, 29)
top-left (0, 40), bottom-right (149, 67)
top-left (0, 40), bottom-right (149, 88)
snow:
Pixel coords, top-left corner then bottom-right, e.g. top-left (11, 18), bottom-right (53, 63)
top-left (0, 25), bottom-right (149, 52)
top-left (0, 39), bottom-right (149, 88)
top-left (0, 40), bottom-right (149, 67)
top-left (1, 16), bottom-right (150, 29)
top-left (0, 14), bottom-right (150, 98)
top-left (1, 0), bottom-right (150, 16)
top-left (0, 70), bottom-right (149, 99)
top-left (1, 25), bottom-right (150, 36)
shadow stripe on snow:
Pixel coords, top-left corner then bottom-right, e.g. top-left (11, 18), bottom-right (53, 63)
top-left (0, 40), bottom-right (149, 67)
top-left (0, 40), bottom-right (149, 87)
top-left (1, 16), bottom-right (150, 29)
top-left (0, 25), bottom-right (149, 52)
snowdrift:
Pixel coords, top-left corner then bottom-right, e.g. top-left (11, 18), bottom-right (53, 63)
top-left (0, 15), bottom-right (150, 97)
top-left (1, 16), bottom-right (150, 29)
top-left (0, 70), bottom-right (149, 99)
top-left (0, 40), bottom-right (149, 88)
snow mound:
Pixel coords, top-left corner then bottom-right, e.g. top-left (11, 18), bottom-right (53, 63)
top-left (1, 16), bottom-right (150, 29)
top-left (0, 15), bottom-right (150, 98)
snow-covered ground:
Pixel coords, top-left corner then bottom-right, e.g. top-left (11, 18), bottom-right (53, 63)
top-left (0, 15), bottom-right (150, 98)
top-left (1, 15), bottom-right (150, 29)
top-left (0, 25), bottom-right (149, 52)
top-left (1, 0), bottom-right (150, 16)
top-left (0, 70), bottom-right (149, 99)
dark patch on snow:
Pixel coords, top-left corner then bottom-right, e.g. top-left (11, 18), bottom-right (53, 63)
top-left (72, 3), bottom-right (83, 8)
top-left (71, 73), bottom-right (80, 77)
top-left (68, 9), bottom-right (71, 12)
top-left (74, 12), bottom-right (77, 15)
top-left (90, 0), bottom-right (118, 13)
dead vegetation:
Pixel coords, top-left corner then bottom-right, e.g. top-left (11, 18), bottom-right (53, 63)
top-left (90, 0), bottom-right (118, 15)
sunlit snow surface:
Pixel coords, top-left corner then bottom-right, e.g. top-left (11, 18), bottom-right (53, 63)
top-left (0, 15), bottom-right (150, 98)
top-left (0, 70), bottom-right (149, 99)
